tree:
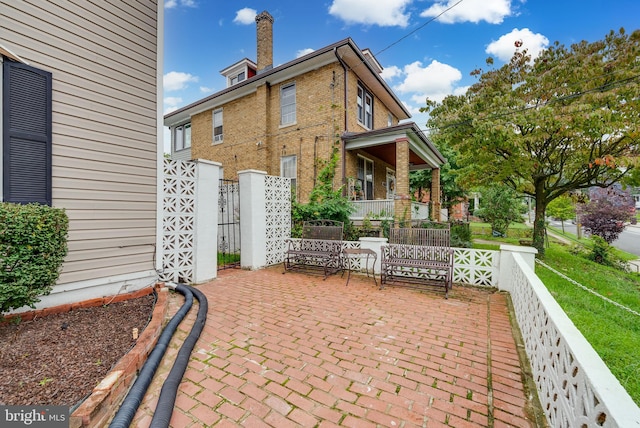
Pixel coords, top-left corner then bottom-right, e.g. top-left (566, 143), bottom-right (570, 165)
top-left (410, 141), bottom-right (466, 211)
top-left (546, 194), bottom-right (575, 233)
top-left (580, 185), bottom-right (635, 243)
top-left (475, 184), bottom-right (523, 236)
top-left (423, 29), bottom-right (640, 255)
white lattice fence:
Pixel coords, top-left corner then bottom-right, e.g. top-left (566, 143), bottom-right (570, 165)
top-left (510, 253), bottom-right (640, 427)
top-left (160, 159), bottom-right (196, 283)
top-left (453, 248), bottom-right (498, 286)
top-left (264, 176), bottom-right (292, 266)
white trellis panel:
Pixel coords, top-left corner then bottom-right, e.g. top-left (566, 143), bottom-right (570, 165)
top-left (160, 159), bottom-right (196, 283)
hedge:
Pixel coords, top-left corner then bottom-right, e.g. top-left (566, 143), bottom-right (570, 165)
top-left (0, 203), bottom-right (68, 314)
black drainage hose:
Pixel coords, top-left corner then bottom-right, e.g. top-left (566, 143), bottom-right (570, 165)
top-left (150, 284), bottom-right (208, 428)
top-left (109, 282), bottom-right (198, 428)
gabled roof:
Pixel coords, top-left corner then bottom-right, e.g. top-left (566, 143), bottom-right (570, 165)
top-left (164, 38), bottom-right (411, 126)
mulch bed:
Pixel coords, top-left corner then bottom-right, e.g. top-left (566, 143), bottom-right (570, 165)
top-left (0, 294), bottom-right (156, 407)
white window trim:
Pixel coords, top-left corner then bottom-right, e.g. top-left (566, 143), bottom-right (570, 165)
top-left (280, 154), bottom-right (297, 196)
top-left (280, 82), bottom-right (296, 127)
top-left (357, 83), bottom-right (373, 130)
top-left (173, 122), bottom-right (191, 152)
top-left (213, 108), bottom-right (223, 144)
top-left (356, 155), bottom-right (375, 200)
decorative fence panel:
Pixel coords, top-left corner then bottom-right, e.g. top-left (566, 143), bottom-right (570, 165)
top-left (160, 159), bottom-right (196, 283)
top-left (264, 176), bottom-right (292, 266)
top-left (510, 253), bottom-right (640, 427)
top-left (453, 248), bottom-right (498, 287)
top-left (218, 179), bottom-right (240, 269)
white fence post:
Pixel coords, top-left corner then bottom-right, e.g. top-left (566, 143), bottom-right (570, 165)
top-left (497, 244), bottom-right (537, 292)
top-left (358, 237), bottom-right (387, 274)
top-left (238, 169), bottom-right (267, 270)
top-left (193, 159), bottom-right (221, 283)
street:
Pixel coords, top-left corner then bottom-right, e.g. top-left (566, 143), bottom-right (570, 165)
top-left (549, 220), bottom-right (640, 256)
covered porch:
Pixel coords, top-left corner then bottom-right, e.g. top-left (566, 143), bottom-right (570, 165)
top-left (342, 122), bottom-right (445, 222)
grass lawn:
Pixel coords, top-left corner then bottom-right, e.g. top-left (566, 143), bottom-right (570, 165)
top-left (535, 244), bottom-right (640, 406)
top-left (471, 223), bottom-right (640, 405)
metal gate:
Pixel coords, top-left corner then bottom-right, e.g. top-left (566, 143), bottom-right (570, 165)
top-left (218, 178), bottom-right (240, 270)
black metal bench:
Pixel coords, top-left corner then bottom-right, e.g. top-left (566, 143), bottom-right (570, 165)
top-left (381, 227), bottom-right (454, 298)
top-left (283, 220), bottom-right (344, 279)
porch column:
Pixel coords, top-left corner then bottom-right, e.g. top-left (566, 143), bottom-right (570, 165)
top-left (394, 138), bottom-right (411, 223)
top-left (431, 168), bottom-right (441, 221)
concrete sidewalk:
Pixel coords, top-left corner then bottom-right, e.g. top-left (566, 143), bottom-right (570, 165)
top-left (133, 267), bottom-right (540, 427)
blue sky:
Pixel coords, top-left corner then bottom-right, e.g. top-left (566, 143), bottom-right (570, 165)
top-left (163, 0), bottom-right (640, 151)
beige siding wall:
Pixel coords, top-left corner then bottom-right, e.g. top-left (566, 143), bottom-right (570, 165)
top-left (1, 1), bottom-right (159, 284)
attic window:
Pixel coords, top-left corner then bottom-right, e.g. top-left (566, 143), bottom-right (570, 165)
top-left (230, 71), bottom-right (245, 86)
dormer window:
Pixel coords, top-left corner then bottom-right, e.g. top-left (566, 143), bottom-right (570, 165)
top-left (230, 71), bottom-right (245, 86)
top-left (220, 59), bottom-right (256, 88)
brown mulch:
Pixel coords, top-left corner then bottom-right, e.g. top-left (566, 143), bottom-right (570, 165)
top-left (0, 293), bottom-right (156, 407)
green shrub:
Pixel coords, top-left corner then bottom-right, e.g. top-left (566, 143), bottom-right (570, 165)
top-left (0, 203), bottom-right (69, 314)
top-left (450, 221), bottom-right (472, 247)
top-left (587, 235), bottom-right (627, 270)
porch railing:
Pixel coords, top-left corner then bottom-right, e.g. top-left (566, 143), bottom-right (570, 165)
top-left (349, 200), bottom-right (432, 220)
top-left (349, 199), bottom-right (394, 220)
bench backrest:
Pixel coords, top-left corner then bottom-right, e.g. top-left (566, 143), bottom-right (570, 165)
top-left (301, 220), bottom-right (343, 241)
top-left (389, 227), bottom-right (450, 247)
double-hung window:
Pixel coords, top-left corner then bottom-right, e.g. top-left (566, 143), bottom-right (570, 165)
top-left (280, 155), bottom-right (297, 194)
top-left (357, 84), bottom-right (373, 129)
top-left (213, 109), bottom-right (223, 143)
top-left (2, 58), bottom-right (52, 205)
top-left (357, 156), bottom-right (374, 200)
top-left (174, 123), bottom-right (191, 151)
top-left (280, 83), bottom-right (296, 126)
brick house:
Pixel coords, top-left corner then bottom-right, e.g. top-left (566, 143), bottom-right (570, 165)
top-left (165, 11), bottom-right (445, 221)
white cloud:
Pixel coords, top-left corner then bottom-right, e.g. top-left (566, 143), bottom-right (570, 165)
top-left (394, 60), bottom-right (463, 103)
top-left (200, 86), bottom-right (213, 93)
top-left (384, 60), bottom-right (465, 125)
top-left (165, 0), bottom-right (196, 9)
top-left (328, 0), bottom-right (412, 27)
top-left (234, 8), bottom-right (257, 25)
top-left (164, 96), bottom-right (183, 106)
top-left (164, 97), bottom-right (182, 116)
top-left (420, 0), bottom-right (513, 24)
top-left (164, 106), bottom-right (179, 115)
top-left (486, 28), bottom-right (549, 62)
top-left (296, 48), bottom-right (315, 58)
top-left (381, 65), bottom-right (402, 80)
top-left (163, 71), bottom-right (198, 91)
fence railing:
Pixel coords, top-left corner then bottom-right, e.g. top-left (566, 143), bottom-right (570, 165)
top-left (510, 253), bottom-right (640, 427)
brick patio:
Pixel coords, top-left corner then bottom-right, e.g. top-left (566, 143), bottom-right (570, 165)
top-left (132, 266), bottom-right (539, 427)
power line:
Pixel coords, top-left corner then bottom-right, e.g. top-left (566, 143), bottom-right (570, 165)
top-left (374, 0), bottom-right (466, 58)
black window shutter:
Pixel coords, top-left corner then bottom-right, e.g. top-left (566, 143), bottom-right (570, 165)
top-left (3, 59), bottom-right (52, 205)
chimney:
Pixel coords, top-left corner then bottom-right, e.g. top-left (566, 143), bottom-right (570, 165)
top-left (255, 11), bottom-right (274, 73)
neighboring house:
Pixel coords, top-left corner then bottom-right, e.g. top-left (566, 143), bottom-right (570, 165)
top-left (165, 11), bottom-right (445, 221)
top-left (1, 2), bottom-right (163, 307)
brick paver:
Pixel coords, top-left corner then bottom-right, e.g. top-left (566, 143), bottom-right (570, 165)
top-left (132, 266), bottom-right (538, 427)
